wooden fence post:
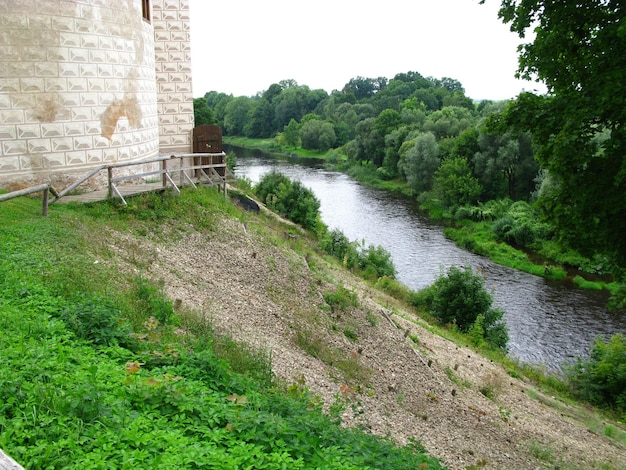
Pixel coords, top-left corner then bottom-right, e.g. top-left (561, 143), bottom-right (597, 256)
top-left (42, 186), bottom-right (49, 216)
top-left (107, 167), bottom-right (113, 199)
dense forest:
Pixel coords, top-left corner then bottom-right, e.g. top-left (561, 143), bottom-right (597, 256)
top-left (194, 1), bottom-right (625, 309)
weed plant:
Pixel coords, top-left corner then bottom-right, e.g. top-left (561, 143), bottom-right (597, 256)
top-left (0, 193), bottom-right (443, 469)
top-left (319, 228), bottom-right (396, 281)
top-left (323, 285), bottom-right (359, 313)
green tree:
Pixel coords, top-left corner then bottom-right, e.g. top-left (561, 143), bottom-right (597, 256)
top-left (414, 88), bottom-right (441, 111)
top-left (382, 127), bottom-right (411, 178)
top-left (223, 96), bottom-right (253, 135)
top-left (193, 97), bottom-right (216, 126)
top-left (567, 334), bottom-right (626, 413)
top-left (398, 132), bottom-right (440, 194)
top-left (353, 117), bottom-right (382, 164)
top-left (334, 103), bottom-right (358, 126)
top-left (204, 91), bottom-right (232, 127)
top-left (254, 170), bottom-right (322, 232)
top-left (432, 77), bottom-right (465, 93)
top-left (426, 266), bottom-right (508, 349)
top-left (374, 109), bottom-right (402, 137)
top-left (273, 85), bottom-right (327, 130)
top-left (449, 127), bottom-right (479, 161)
top-left (243, 99), bottom-right (274, 138)
top-left (299, 120), bottom-right (337, 152)
top-left (342, 76), bottom-right (387, 100)
top-left (442, 91), bottom-right (474, 110)
top-left (423, 106), bottom-right (475, 139)
top-left (486, 0), bottom-right (626, 268)
top-left (474, 126), bottom-right (538, 201)
top-left (433, 157), bottom-right (482, 209)
top-left (282, 119), bottom-right (301, 148)
top-left (262, 83), bottom-right (283, 103)
top-left (358, 109), bottom-right (402, 166)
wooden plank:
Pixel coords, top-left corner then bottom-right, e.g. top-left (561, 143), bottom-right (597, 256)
top-left (164, 172), bottom-right (180, 195)
top-left (0, 449), bottom-right (24, 470)
top-left (110, 168), bottom-right (166, 183)
top-left (56, 183), bottom-right (165, 203)
top-left (110, 182), bottom-right (127, 206)
top-left (53, 165), bottom-right (104, 201)
top-left (0, 183), bottom-right (50, 202)
top-left (0, 184), bottom-right (53, 216)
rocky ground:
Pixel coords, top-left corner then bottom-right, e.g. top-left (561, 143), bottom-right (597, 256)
top-left (103, 203), bottom-right (626, 470)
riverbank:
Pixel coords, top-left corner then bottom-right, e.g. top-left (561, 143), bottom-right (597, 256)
top-left (224, 136), bottom-right (625, 304)
top-left (3, 188), bottom-right (625, 468)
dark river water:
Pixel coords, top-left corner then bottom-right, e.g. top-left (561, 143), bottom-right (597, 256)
top-left (230, 145), bottom-right (626, 373)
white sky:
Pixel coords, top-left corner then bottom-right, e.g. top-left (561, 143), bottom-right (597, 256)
top-left (189, 0), bottom-right (545, 101)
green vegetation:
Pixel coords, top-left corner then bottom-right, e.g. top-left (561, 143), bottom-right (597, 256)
top-left (254, 169), bottom-right (324, 232)
top-left (567, 334), bottom-right (626, 419)
top-left (252, 171), bottom-right (396, 283)
top-left (323, 285), bottom-right (359, 313)
top-left (319, 228), bottom-right (396, 281)
top-left (192, 0), bottom-right (626, 446)
top-left (444, 366), bottom-right (471, 389)
top-left (488, 0), bottom-right (626, 270)
top-left (444, 220), bottom-right (568, 281)
top-left (222, 146), bottom-right (626, 435)
top-left (413, 266), bottom-right (509, 350)
top-left (0, 191), bottom-right (443, 469)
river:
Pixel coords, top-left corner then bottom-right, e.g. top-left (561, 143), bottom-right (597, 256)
top-left (229, 145), bottom-right (626, 372)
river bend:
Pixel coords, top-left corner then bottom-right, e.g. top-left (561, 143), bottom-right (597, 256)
top-left (231, 146), bottom-right (626, 372)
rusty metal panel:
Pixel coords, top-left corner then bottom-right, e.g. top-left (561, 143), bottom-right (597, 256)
top-left (192, 124), bottom-right (224, 176)
top-left (193, 124), bottom-right (222, 153)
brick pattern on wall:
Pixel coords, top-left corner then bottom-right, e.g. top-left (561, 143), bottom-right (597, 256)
top-left (0, 1), bottom-right (161, 185)
top-left (152, 0), bottom-right (195, 154)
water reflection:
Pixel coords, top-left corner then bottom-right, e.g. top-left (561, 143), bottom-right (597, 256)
top-left (231, 146), bottom-right (626, 372)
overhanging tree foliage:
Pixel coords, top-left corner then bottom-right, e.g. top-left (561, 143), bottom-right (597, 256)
top-left (485, 0), bottom-right (626, 269)
top-left (193, 98), bottom-right (216, 126)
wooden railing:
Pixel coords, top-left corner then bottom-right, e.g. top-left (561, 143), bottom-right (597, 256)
top-left (0, 183), bottom-right (60, 216)
top-left (103, 152), bottom-right (230, 205)
top-left (0, 448), bottom-right (24, 470)
top-left (1, 152), bottom-right (234, 210)
top-left (51, 165), bottom-right (105, 202)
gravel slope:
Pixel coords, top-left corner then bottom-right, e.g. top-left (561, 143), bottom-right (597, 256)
top-left (103, 206), bottom-right (626, 470)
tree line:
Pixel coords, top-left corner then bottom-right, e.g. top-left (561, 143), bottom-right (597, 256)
top-left (195, 73), bottom-right (537, 204)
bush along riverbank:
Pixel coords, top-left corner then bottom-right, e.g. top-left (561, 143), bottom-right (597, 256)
top-left (224, 136), bottom-right (626, 309)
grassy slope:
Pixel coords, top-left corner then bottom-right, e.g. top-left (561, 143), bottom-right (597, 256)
top-left (0, 189), bottom-right (444, 469)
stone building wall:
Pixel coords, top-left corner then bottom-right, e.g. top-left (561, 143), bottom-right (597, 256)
top-left (0, 0), bottom-right (195, 189)
top-left (152, 0), bottom-right (194, 155)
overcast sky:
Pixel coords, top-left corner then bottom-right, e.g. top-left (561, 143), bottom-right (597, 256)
top-left (189, 0), bottom-right (545, 101)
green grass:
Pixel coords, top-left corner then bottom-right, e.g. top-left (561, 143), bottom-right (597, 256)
top-left (0, 191), bottom-right (443, 469)
top-left (444, 223), bottom-right (568, 281)
top-left (444, 366), bottom-right (472, 389)
top-left (573, 275), bottom-right (605, 290)
top-left (224, 136), bottom-right (331, 161)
